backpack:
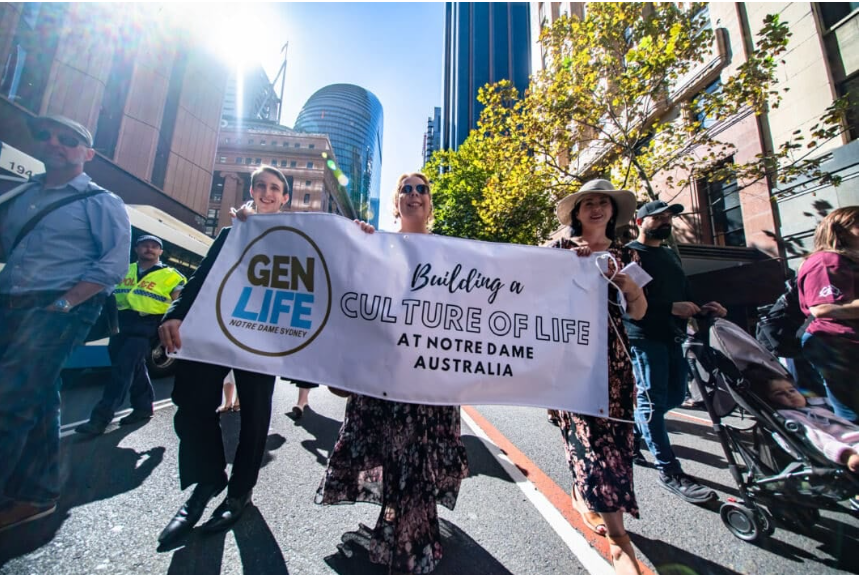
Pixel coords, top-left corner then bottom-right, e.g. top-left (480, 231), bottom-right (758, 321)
top-left (755, 279), bottom-right (809, 358)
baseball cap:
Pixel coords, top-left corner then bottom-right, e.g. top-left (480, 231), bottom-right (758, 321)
top-left (27, 115), bottom-right (94, 148)
top-left (637, 200), bottom-right (684, 220)
top-left (135, 235), bottom-right (163, 247)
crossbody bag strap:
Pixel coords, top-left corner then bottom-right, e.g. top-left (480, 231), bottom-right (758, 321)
top-left (11, 188), bottom-right (107, 252)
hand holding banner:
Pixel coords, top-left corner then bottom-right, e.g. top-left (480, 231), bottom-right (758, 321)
top-left (176, 213), bottom-right (610, 417)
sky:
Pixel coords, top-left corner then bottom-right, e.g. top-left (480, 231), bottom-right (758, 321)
top-left (218, 2), bottom-right (446, 231)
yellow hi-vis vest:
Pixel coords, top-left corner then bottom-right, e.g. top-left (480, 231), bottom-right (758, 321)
top-left (114, 263), bottom-right (186, 315)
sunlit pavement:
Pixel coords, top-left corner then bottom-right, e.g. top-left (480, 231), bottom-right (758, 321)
top-left (0, 374), bottom-right (856, 575)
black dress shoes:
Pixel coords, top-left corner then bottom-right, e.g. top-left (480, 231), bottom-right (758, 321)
top-left (200, 490), bottom-right (253, 533)
top-left (157, 482), bottom-right (226, 546)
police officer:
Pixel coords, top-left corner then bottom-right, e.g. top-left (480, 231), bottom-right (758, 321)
top-left (76, 235), bottom-right (185, 435)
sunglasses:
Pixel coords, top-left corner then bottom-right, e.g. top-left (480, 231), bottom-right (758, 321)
top-left (33, 129), bottom-right (82, 148)
top-left (399, 184), bottom-right (429, 195)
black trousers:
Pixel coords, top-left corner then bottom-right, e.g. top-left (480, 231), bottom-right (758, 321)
top-left (172, 360), bottom-right (275, 497)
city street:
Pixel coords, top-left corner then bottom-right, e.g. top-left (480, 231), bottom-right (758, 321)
top-left (0, 373), bottom-right (857, 575)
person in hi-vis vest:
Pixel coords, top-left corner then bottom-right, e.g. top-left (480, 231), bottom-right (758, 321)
top-left (76, 235), bottom-right (185, 435)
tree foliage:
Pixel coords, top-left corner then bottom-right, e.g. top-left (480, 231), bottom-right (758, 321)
top-left (425, 2), bottom-right (850, 244)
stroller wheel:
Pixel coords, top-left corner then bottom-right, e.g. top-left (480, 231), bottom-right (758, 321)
top-left (756, 507), bottom-right (776, 536)
top-left (720, 502), bottom-right (767, 542)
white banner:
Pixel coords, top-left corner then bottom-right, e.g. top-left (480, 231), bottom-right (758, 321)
top-left (176, 213), bottom-right (610, 416)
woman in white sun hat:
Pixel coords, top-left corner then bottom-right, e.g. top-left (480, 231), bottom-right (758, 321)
top-left (550, 179), bottom-right (646, 575)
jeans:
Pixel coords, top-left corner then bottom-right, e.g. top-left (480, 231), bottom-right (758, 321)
top-left (630, 338), bottom-right (689, 475)
top-left (0, 295), bottom-right (102, 504)
top-left (801, 331), bottom-right (858, 422)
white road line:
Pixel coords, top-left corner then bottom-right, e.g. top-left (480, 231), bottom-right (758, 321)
top-left (460, 410), bottom-right (614, 575)
top-left (60, 398), bottom-right (175, 438)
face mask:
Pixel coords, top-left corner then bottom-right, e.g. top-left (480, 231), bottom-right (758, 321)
top-left (644, 225), bottom-right (672, 240)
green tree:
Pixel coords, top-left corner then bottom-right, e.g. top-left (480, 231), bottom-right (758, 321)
top-left (427, 2), bottom-right (850, 243)
top-left (425, 83), bottom-right (558, 244)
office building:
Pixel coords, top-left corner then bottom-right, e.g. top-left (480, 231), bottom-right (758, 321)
top-left (221, 65), bottom-right (281, 123)
top-left (442, 2), bottom-right (531, 151)
top-left (423, 106), bottom-right (442, 165)
top-left (294, 84), bottom-right (384, 228)
top-left (0, 3), bottom-right (228, 228)
top-left (207, 119), bottom-right (356, 237)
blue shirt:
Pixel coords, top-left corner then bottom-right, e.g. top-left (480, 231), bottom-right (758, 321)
top-left (0, 172), bottom-right (131, 295)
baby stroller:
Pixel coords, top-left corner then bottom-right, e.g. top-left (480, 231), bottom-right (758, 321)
top-left (682, 315), bottom-right (858, 543)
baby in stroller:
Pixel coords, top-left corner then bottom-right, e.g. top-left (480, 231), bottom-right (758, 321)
top-left (744, 365), bottom-right (859, 473)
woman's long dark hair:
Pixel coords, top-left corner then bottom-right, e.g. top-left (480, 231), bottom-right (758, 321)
top-left (569, 196), bottom-right (618, 240)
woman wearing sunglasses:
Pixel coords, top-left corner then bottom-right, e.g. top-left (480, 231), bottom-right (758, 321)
top-left (316, 173), bottom-right (469, 574)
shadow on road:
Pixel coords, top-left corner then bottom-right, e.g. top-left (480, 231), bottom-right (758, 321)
top-left (630, 532), bottom-right (744, 575)
top-left (219, 410), bottom-right (287, 469)
top-left (165, 505), bottom-right (288, 575)
top-left (0, 424), bottom-right (164, 565)
top-left (324, 518), bottom-right (512, 574)
top-left (461, 435), bottom-right (514, 483)
top-left (753, 514), bottom-right (859, 572)
top-left (296, 408), bottom-right (343, 467)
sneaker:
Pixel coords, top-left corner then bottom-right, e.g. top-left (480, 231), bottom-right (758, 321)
top-left (659, 472), bottom-right (717, 504)
top-left (0, 500), bottom-right (57, 533)
top-left (118, 410), bottom-right (153, 426)
top-left (74, 420), bottom-right (108, 436)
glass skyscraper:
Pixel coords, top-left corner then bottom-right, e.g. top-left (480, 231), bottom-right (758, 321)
top-left (442, 2), bottom-right (531, 151)
top-left (295, 84), bottom-right (384, 227)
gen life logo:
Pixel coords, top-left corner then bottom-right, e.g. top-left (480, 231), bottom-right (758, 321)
top-left (216, 227), bottom-right (331, 356)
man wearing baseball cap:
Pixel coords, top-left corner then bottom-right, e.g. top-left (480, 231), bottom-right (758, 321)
top-left (76, 234), bottom-right (186, 435)
top-left (623, 200), bottom-right (727, 504)
top-left (0, 115), bottom-right (130, 531)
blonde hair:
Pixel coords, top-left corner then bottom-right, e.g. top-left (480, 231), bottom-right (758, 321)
top-left (810, 206), bottom-right (859, 262)
top-left (392, 172), bottom-right (434, 225)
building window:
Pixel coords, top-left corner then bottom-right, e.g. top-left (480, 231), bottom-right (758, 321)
top-left (207, 208), bottom-right (220, 219)
top-left (693, 79), bottom-right (721, 130)
top-left (697, 163), bottom-right (746, 247)
top-left (305, 180), bottom-right (312, 187)
top-left (283, 141), bottom-right (289, 147)
top-left (248, 139), bottom-right (254, 144)
top-left (271, 159), bottom-right (278, 165)
top-left (819, 2), bottom-right (858, 28)
top-left (245, 158), bottom-right (252, 164)
top-left (290, 161), bottom-right (297, 168)
top-left (308, 144), bottom-right (315, 149)
top-left (306, 162), bottom-right (314, 169)
top-left (260, 140), bottom-right (266, 146)
top-left (255, 158), bottom-right (262, 165)
top-left (818, 3), bottom-right (859, 141)
top-left (280, 160), bottom-right (287, 167)
top-left (219, 156), bottom-right (227, 163)
top-left (303, 193), bottom-right (310, 205)
top-left (295, 143), bottom-right (301, 148)
top-left (236, 157), bottom-right (242, 164)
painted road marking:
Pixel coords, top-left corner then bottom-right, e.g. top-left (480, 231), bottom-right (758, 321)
top-left (60, 398), bottom-right (174, 438)
top-left (463, 406), bottom-right (656, 575)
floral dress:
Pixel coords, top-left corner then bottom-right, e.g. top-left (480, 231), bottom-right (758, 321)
top-left (316, 395), bottom-right (470, 574)
top-left (553, 240), bottom-right (640, 517)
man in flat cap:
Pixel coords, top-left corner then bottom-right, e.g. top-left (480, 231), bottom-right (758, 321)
top-left (0, 115), bottom-right (130, 532)
top-left (624, 200), bottom-right (726, 505)
top-left (76, 234), bottom-right (186, 436)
